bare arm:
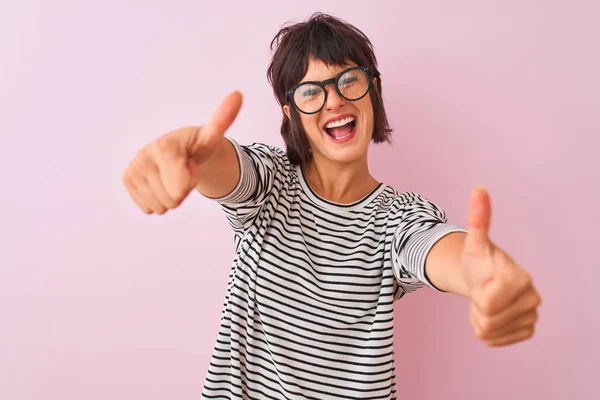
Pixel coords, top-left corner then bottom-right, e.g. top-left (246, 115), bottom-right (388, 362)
top-left (425, 231), bottom-right (471, 297)
top-left (193, 136), bottom-right (240, 199)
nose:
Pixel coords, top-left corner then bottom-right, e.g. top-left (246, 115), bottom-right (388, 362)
top-left (324, 83), bottom-right (346, 112)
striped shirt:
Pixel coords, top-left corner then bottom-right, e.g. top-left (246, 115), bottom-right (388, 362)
top-left (201, 138), bottom-right (467, 399)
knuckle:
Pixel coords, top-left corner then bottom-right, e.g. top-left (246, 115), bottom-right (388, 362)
top-left (154, 136), bottom-right (175, 155)
top-left (123, 162), bottom-right (141, 185)
top-left (528, 292), bottom-right (541, 310)
top-left (132, 150), bottom-right (155, 173)
top-left (122, 170), bottom-right (132, 186)
top-left (479, 319), bottom-right (494, 336)
top-left (165, 198), bottom-right (180, 209)
top-left (176, 193), bottom-right (190, 206)
top-left (531, 311), bottom-right (539, 324)
top-left (478, 298), bottom-right (494, 315)
top-left (534, 292), bottom-right (542, 307)
top-left (471, 320), bottom-right (486, 339)
top-left (519, 271), bottom-right (532, 288)
top-left (165, 183), bottom-right (183, 201)
top-left (135, 146), bottom-right (152, 165)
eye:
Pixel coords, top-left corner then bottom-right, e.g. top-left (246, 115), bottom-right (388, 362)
top-left (340, 74), bottom-right (358, 86)
top-left (301, 86), bottom-right (321, 98)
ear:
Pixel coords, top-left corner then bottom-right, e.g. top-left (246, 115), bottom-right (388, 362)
top-left (283, 104), bottom-right (291, 120)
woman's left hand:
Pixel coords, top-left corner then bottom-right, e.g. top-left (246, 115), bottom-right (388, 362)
top-left (461, 187), bottom-right (542, 347)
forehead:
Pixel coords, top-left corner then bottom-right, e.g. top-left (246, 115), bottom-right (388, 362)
top-left (301, 57), bottom-right (358, 82)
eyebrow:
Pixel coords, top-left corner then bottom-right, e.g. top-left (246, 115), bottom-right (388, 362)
top-left (300, 66), bottom-right (355, 84)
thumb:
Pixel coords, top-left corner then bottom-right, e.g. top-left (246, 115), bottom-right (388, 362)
top-left (462, 186), bottom-right (495, 290)
top-left (464, 186), bottom-right (493, 258)
top-left (197, 90), bottom-right (243, 149)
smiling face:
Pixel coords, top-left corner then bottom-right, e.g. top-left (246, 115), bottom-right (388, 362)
top-left (284, 58), bottom-right (375, 167)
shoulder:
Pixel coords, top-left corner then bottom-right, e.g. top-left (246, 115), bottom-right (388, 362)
top-left (379, 187), bottom-right (447, 219)
top-left (241, 141), bottom-right (285, 155)
top-left (230, 140), bottom-right (298, 185)
top-left (377, 186), bottom-right (426, 209)
top-left (227, 138), bottom-right (291, 170)
top-left (239, 141), bottom-right (289, 165)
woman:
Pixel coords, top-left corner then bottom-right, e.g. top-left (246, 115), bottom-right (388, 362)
top-left (122, 13), bottom-right (541, 400)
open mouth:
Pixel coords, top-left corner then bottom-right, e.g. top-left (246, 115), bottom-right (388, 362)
top-left (324, 116), bottom-right (357, 142)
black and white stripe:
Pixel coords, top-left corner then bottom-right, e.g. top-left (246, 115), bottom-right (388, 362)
top-left (202, 138), bottom-right (466, 399)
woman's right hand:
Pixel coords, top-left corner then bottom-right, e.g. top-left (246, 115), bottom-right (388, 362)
top-left (122, 91), bottom-right (243, 214)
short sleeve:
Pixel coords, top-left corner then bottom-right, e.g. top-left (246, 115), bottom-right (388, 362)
top-left (211, 137), bottom-right (287, 231)
top-left (391, 193), bottom-right (467, 293)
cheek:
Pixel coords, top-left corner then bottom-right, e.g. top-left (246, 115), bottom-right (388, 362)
top-left (300, 115), bottom-right (323, 139)
top-left (359, 100), bottom-right (375, 131)
top-left (361, 107), bottom-right (373, 122)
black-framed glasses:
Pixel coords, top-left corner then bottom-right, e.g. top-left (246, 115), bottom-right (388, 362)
top-left (286, 66), bottom-right (372, 114)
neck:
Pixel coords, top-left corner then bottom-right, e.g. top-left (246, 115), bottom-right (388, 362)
top-left (302, 152), bottom-right (379, 205)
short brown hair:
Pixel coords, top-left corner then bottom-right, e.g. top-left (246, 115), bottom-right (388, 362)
top-left (267, 12), bottom-right (392, 165)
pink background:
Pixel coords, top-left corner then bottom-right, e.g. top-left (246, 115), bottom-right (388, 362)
top-left (1, 1), bottom-right (598, 399)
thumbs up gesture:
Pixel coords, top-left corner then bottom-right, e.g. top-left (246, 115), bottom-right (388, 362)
top-left (122, 91), bottom-right (243, 214)
top-left (461, 187), bottom-right (542, 347)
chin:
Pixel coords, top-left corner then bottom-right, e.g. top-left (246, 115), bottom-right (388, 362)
top-left (320, 130), bottom-right (371, 165)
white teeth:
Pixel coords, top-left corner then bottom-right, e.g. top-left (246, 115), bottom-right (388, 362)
top-left (325, 116), bottom-right (355, 129)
